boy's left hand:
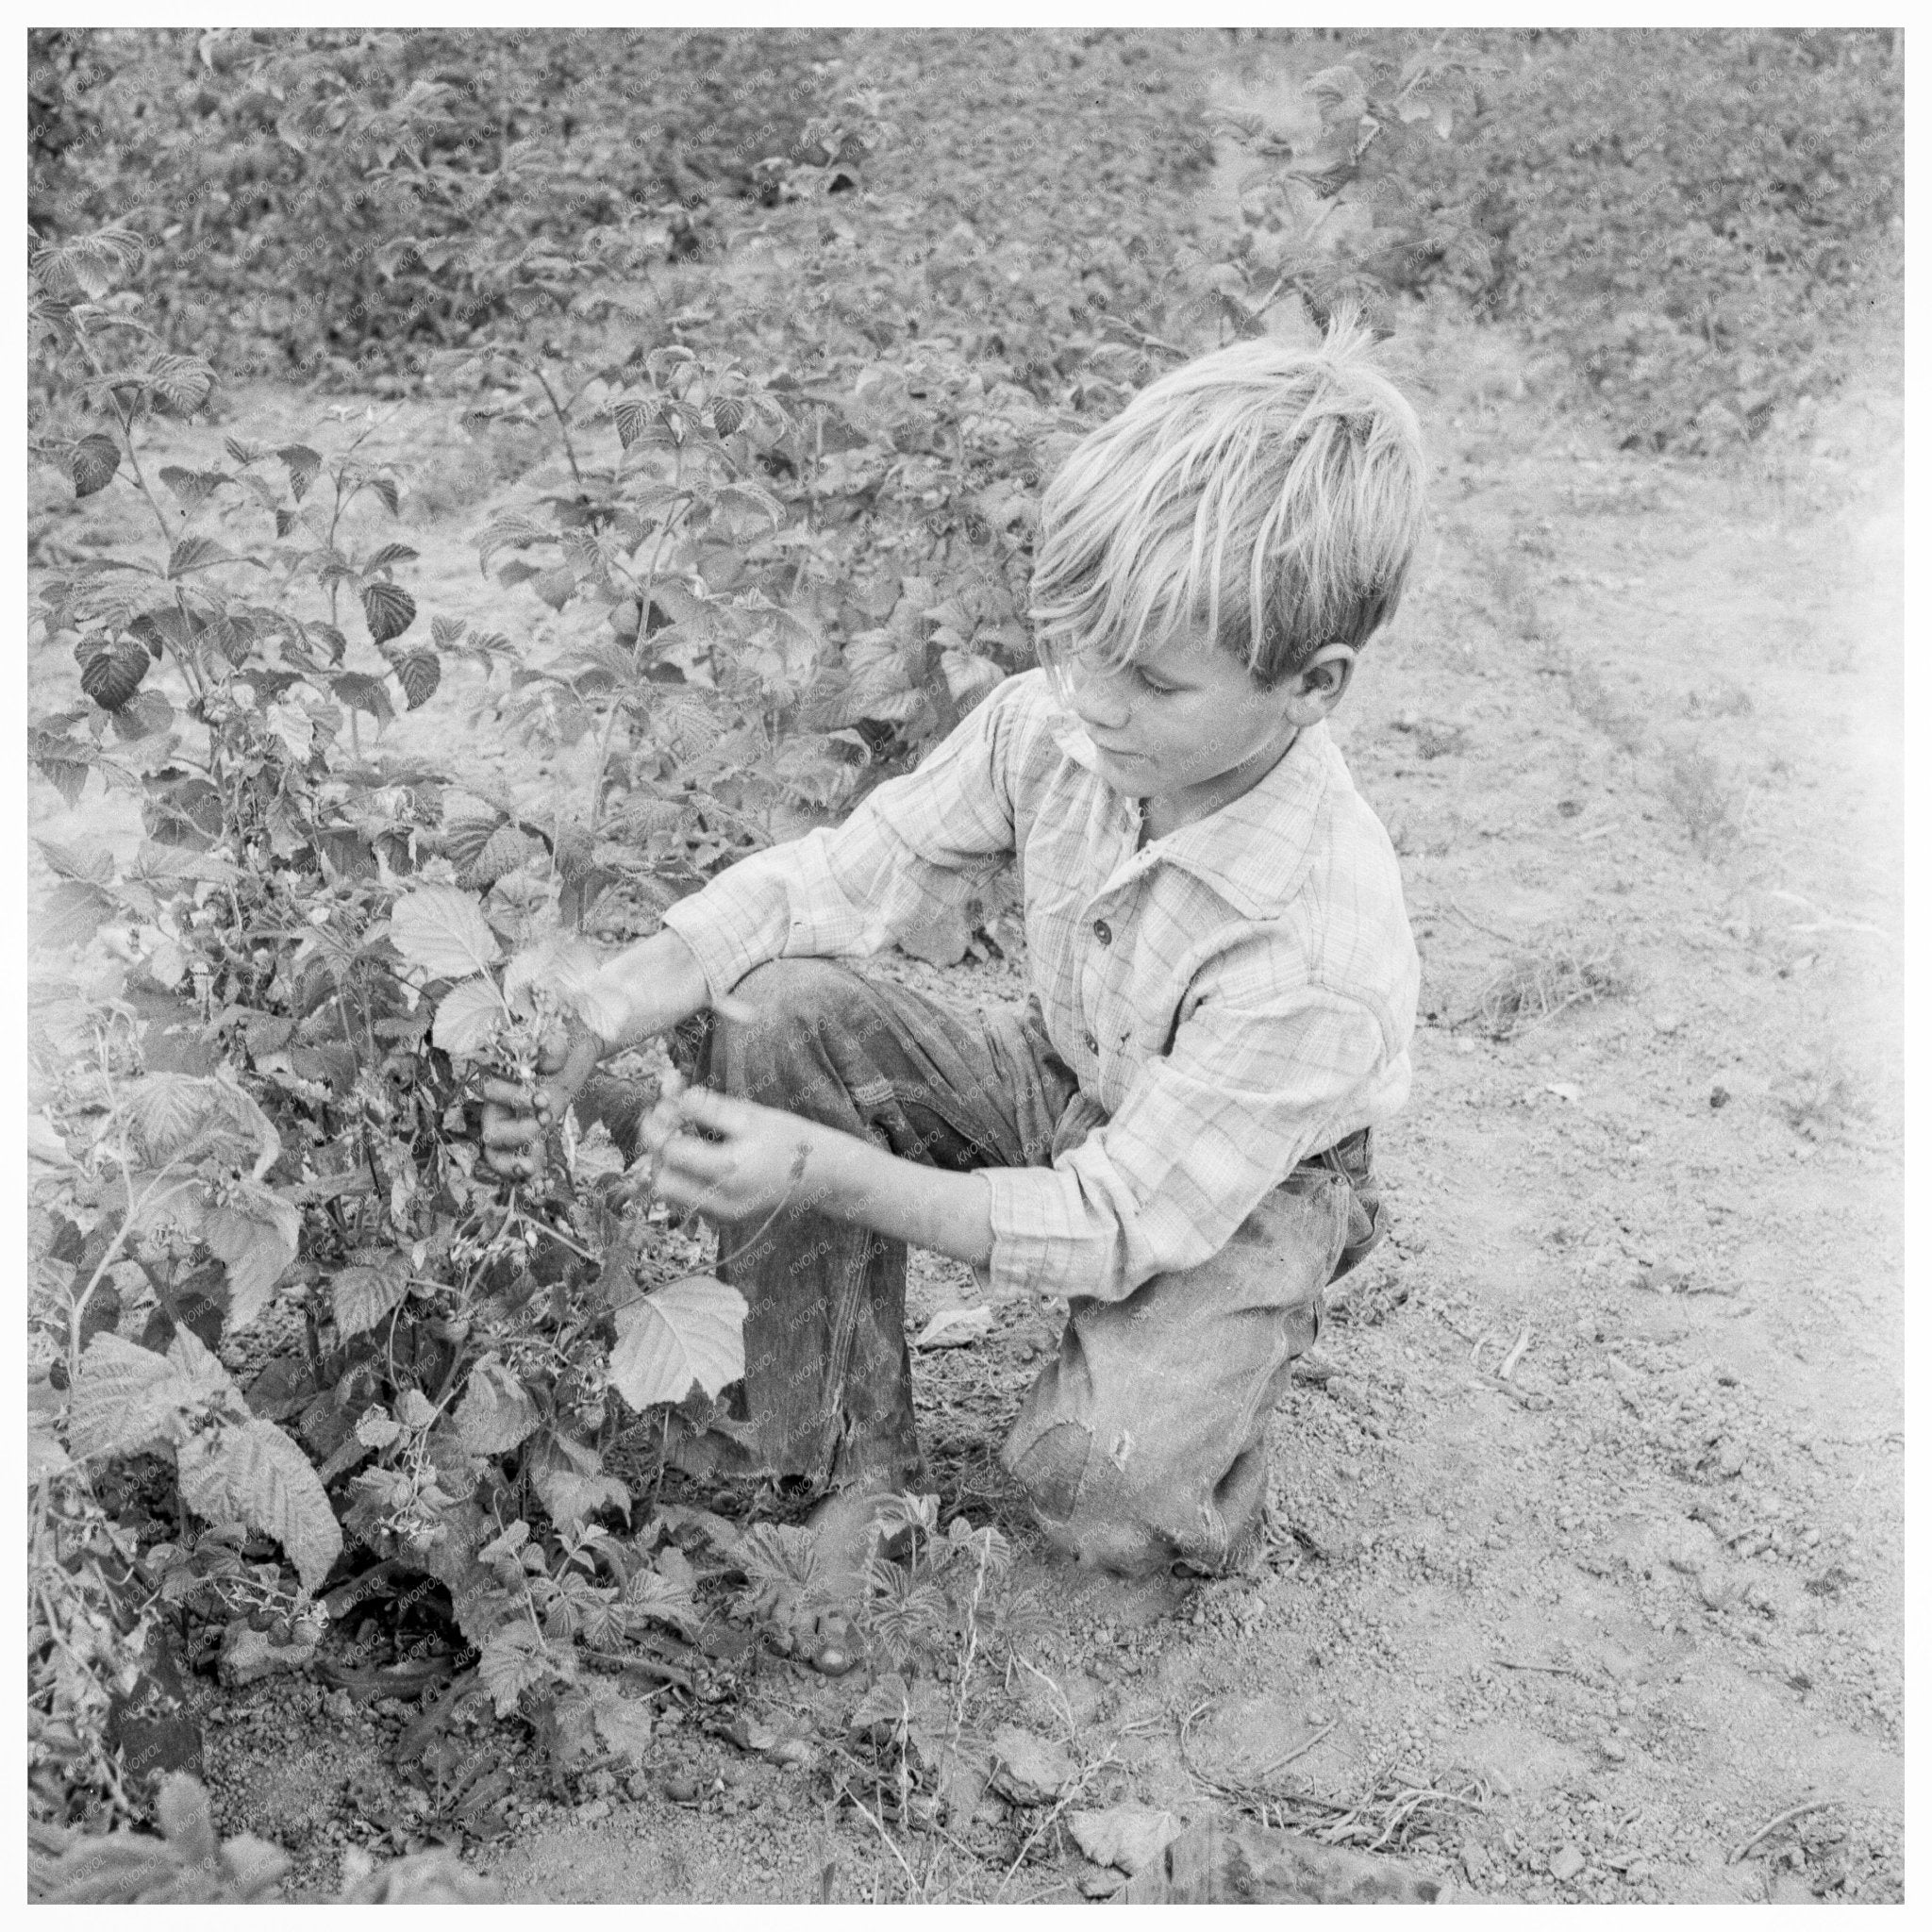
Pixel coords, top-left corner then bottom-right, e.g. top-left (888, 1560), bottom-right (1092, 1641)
top-left (636, 1081), bottom-right (826, 1225)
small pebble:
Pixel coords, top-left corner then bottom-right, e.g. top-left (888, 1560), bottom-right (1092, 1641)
top-left (1550, 1844), bottom-right (1586, 1882)
top-left (1651, 1011), bottom-right (1681, 1035)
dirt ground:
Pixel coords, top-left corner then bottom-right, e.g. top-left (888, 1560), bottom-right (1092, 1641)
top-left (26, 57), bottom-right (1905, 1911)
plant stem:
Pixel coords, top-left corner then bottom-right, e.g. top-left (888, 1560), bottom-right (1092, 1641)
top-left (529, 360), bottom-right (584, 491)
top-left (113, 406), bottom-right (178, 547)
top-left (68, 1173), bottom-right (199, 1391)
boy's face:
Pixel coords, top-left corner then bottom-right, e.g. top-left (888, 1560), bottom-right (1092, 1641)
top-left (1048, 625), bottom-right (1357, 826)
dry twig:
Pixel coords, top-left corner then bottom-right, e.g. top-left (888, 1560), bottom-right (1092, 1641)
top-left (1729, 1798), bottom-right (1838, 1864)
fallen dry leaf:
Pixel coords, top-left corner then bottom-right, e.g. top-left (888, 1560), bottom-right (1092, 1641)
top-left (910, 1305), bottom-right (994, 1349)
top-left (1069, 1803), bottom-right (1185, 1875)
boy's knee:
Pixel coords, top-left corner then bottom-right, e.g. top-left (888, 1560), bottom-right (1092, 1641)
top-left (1002, 1412), bottom-right (1228, 1577)
top-left (729, 957), bottom-right (853, 1023)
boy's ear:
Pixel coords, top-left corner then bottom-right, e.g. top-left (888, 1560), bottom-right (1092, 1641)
top-left (1279, 643), bottom-right (1358, 723)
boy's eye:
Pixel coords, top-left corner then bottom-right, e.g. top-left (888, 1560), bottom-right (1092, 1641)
top-left (1137, 672), bottom-right (1176, 695)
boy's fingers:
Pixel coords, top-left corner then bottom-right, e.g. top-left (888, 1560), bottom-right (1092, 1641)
top-left (674, 1083), bottom-right (735, 1130)
top-left (537, 1022), bottom-right (573, 1073)
top-left (479, 1076), bottom-right (531, 1108)
top-left (480, 1113), bottom-right (540, 1151)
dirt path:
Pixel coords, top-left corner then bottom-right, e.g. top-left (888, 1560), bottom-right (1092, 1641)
top-left (29, 42), bottom-right (1902, 1910)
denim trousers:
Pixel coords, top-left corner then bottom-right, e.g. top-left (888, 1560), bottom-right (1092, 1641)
top-left (631, 957), bottom-right (1384, 1577)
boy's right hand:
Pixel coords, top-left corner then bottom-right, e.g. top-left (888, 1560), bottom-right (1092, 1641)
top-left (475, 925), bottom-right (731, 1184)
top-left (478, 1020), bottom-right (607, 1183)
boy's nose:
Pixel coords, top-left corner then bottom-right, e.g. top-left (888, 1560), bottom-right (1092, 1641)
top-left (1066, 662), bottom-right (1130, 732)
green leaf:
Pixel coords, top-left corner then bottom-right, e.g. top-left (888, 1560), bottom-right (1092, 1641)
top-left (167, 535), bottom-right (233, 578)
top-left (362, 579), bottom-right (417, 646)
top-left (332, 672), bottom-right (395, 724)
top-left (391, 884), bottom-right (503, 978)
top-left (622, 1566), bottom-right (702, 1641)
top-left (175, 1416), bottom-right (342, 1593)
top-left (396, 1388), bottom-right (438, 1430)
top-left (432, 977), bottom-right (507, 1058)
top-left (527, 1432), bottom-right (629, 1530)
top-left (608, 1274), bottom-right (747, 1413)
top-left (79, 637), bottom-right (149, 710)
top-left (356, 1407), bottom-right (402, 1449)
top-left (277, 444), bottom-right (323, 501)
top-left (69, 433), bottom-right (121, 498)
top-left (330, 1257), bottom-right (411, 1338)
top-left (730, 1521), bottom-right (824, 1603)
top-left (368, 475), bottom-right (401, 517)
top-left (111, 688), bottom-right (176, 741)
top-left (612, 398), bottom-right (653, 449)
top-left (69, 1333), bottom-right (189, 1463)
top-left (41, 879), bottom-right (116, 949)
top-left (476, 508), bottom-right (553, 572)
top-left (130, 1071), bottom-right (217, 1165)
top-left (159, 465), bottom-right (228, 510)
top-left (394, 648), bottom-right (441, 710)
top-left (29, 1424), bottom-right (75, 1485)
top-left (364, 541), bottom-right (420, 572)
top-left (478, 1623), bottom-right (561, 1717)
top-left (461, 824), bottom-right (540, 891)
top-left (145, 353), bottom-right (217, 415)
top-left (503, 932), bottom-right (626, 1041)
top-left (848, 1669), bottom-right (914, 1740)
top-left (456, 1357), bottom-right (541, 1455)
top-left (202, 1183), bottom-right (303, 1329)
top-left (32, 737), bottom-right (92, 808)
top-left (440, 815), bottom-right (503, 870)
top-left (589, 1682), bottom-right (658, 1763)
top-left (530, 565), bottom-right (577, 611)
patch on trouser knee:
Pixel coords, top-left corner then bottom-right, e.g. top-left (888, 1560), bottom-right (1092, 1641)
top-left (1002, 1415), bottom-right (1240, 1577)
top-left (1003, 1420), bottom-right (1089, 1524)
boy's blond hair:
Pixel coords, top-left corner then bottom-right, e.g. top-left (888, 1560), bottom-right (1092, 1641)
top-left (1029, 316), bottom-right (1427, 690)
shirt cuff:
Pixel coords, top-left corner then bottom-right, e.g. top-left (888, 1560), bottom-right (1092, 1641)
top-left (981, 1163), bottom-right (1084, 1304)
top-left (658, 889), bottom-right (774, 1010)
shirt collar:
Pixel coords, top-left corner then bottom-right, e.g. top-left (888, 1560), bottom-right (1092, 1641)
top-left (1048, 703), bottom-right (1337, 920)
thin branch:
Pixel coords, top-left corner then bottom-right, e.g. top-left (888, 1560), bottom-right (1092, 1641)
top-left (1730, 1799), bottom-right (1838, 1865)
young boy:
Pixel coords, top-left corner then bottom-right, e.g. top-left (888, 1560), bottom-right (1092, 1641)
top-left (483, 317), bottom-right (1424, 1600)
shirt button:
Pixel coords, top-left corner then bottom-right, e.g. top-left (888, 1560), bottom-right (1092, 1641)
top-left (1083, 1030), bottom-right (1098, 1054)
top-left (1092, 919), bottom-right (1112, 946)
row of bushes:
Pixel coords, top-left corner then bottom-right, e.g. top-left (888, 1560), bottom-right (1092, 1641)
top-left (29, 27), bottom-right (853, 380)
top-left (1413, 27), bottom-right (1903, 449)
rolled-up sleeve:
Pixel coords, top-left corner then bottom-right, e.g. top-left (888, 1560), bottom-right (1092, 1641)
top-left (979, 972), bottom-right (1403, 1303)
top-left (658, 678), bottom-right (1027, 1004)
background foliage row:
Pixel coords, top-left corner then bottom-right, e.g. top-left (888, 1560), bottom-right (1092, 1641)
top-left (28, 25), bottom-right (1906, 450)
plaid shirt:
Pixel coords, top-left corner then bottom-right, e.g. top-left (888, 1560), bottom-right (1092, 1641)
top-left (660, 668), bottom-right (1418, 1303)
